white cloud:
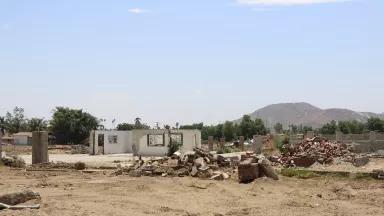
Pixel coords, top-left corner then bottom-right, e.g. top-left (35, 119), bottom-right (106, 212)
top-left (237, 0), bottom-right (349, 6)
top-left (128, 8), bottom-right (148, 14)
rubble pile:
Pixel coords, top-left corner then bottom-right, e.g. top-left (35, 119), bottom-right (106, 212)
top-left (113, 147), bottom-right (279, 183)
top-left (71, 145), bottom-right (89, 154)
top-left (275, 137), bottom-right (357, 167)
top-left (114, 147), bottom-right (234, 180)
top-left (238, 152), bottom-right (279, 183)
top-left (30, 161), bottom-right (86, 170)
top-left (1, 154), bottom-right (26, 168)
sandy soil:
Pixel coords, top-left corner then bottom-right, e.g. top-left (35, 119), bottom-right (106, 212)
top-left (1, 167), bottom-right (383, 216)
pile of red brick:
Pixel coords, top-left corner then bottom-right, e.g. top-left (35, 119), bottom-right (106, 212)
top-left (276, 137), bottom-right (354, 167)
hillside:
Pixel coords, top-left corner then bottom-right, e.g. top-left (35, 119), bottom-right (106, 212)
top-left (237, 102), bottom-right (384, 129)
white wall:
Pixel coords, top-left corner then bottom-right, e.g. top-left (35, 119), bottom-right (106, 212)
top-left (93, 131), bottom-right (132, 154)
top-left (14, 135), bottom-right (29, 145)
top-left (90, 129), bottom-right (201, 156)
top-left (133, 129), bottom-right (201, 156)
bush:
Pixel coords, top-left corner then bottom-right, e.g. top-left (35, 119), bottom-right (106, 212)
top-left (168, 141), bottom-right (182, 157)
top-left (274, 135), bottom-right (290, 153)
top-left (216, 147), bottom-right (241, 154)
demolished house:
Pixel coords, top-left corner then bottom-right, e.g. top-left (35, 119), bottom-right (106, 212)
top-left (89, 129), bottom-right (201, 156)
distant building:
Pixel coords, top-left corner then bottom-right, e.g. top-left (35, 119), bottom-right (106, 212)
top-left (89, 129), bottom-right (201, 156)
top-left (13, 132), bottom-right (33, 145)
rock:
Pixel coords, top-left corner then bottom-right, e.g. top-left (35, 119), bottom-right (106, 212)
top-left (0, 190), bottom-right (40, 206)
top-left (168, 158), bottom-right (179, 168)
top-left (190, 166), bottom-right (199, 177)
top-left (1, 155), bottom-right (26, 168)
top-left (210, 172), bottom-right (224, 181)
top-left (258, 159), bottom-right (279, 180)
top-left (372, 169), bottom-right (384, 179)
top-left (74, 162), bottom-right (86, 170)
top-left (292, 156), bottom-right (316, 168)
top-left (173, 151), bottom-right (182, 157)
top-left (238, 159), bottom-right (259, 183)
top-left (194, 157), bottom-right (206, 168)
top-left (175, 167), bottom-right (190, 177)
top-left (222, 172), bottom-right (230, 179)
top-left (353, 156), bottom-right (369, 167)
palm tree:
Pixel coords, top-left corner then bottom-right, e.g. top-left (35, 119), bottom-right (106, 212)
top-left (134, 117), bottom-right (142, 128)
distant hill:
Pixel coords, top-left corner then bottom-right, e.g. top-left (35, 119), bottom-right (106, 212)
top-left (235, 102), bottom-right (384, 129)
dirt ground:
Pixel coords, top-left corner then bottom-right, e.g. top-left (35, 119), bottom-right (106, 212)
top-left (1, 166), bottom-right (384, 216)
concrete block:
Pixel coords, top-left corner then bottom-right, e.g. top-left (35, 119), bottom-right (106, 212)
top-left (32, 131), bottom-right (49, 164)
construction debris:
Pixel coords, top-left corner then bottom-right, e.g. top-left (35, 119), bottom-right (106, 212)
top-left (277, 137), bottom-right (359, 167)
top-left (1, 154), bottom-right (26, 168)
top-left (238, 153), bottom-right (279, 183)
top-left (0, 190), bottom-right (40, 206)
top-left (113, 147), bottom-right (232, 180)
top-left (372, 169), bottom-right (384, 180)
top-left (29, 161), bottom-right (87, 170)
top-left (0, 203), bottom-right (40, 210)
top-left (112, 147), bottom-right (279, 184)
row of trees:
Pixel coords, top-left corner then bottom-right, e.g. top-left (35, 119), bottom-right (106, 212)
top-left (0, 107), bottom-right (48, 134)
top-left (319, 118), bottom-right (384, 134)
top-left (116, 118), bottom-right (150, 131)
top-left (1, 107), bottom-right (100, 144)
top-left (180, 115), bottom-right (268, 141)
top-left (273, 123), bottom-right (313, 134)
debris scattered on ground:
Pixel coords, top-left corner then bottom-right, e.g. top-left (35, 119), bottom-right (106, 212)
top-left (0, 203), bottom-right (40, 210)
top-left (113, 147), bottom-right (233, 180)
top-left (71, 145), bottom-right (89, 154)
top-left (275, 137), bottom-right (361, 167)
top-left (0, 190), bottom-right (40, 206)
top-left (29, 161), bottom-right (87, 170)
top-left (238, 153), bottom-right (279, 183)
top-left (372, 169), bottom-right (384, 179)
top-left (1, 154), bottom-right (26, 168)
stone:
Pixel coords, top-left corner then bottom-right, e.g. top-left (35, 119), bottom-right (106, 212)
top-left (210, 173), bottom-right (224, 181)
top-left (258, 159), bottom-right (279, 180)
top-left (1, 155), bottom-right (26, 168)
top-left (191, 166), bottom-right (199, 177)
top-left (194, 157), bottom-right (206, 168)
top-left (238, 159), bottom-right (259, 183)
top-left (168, 158), bottom-right (179, 168)
top-left (353, 156), bottom-right (369, 167)
top-left (74, 162), bottom-right (86, 170)
top-left (292, 156), bottom-right (316, 168)
top-left (0, 190), bottom-right (40, 206)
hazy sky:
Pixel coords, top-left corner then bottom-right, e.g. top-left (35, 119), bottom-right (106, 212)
top-left (0, 0), bottom-right (383, 128)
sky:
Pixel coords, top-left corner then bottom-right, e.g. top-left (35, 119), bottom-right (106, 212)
top-left (0, 0), bottom-right (383, 128)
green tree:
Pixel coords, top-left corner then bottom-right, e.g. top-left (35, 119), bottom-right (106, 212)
top-left (27, 118), bottom-right (48, 132)
top-left (50, 107), bottom-right (99, 144)
top-left (215, 124), bottom-right (224, 139)
top-left (274, 123), bottom-right (283, 134)
top-left (223, 121), bottom-right (235, 141)
top-left (366, 118), bottom-right (384, 132)
top-left (4, 107), bottom-right (27, 134)
top-left (0, 117), bottom-right (5, 135)
top-left (116, 123), bottom-right (135, 131)
top-left (240, 115), bottom-right (254, 139)
top-left (239, 115), bottom-right (267, 139)
top-left (319, 120), bottom-right (337, 134)
top-left (253, 118), bottom-right (267, 136)
top-left (133, 117), bottom-right (150, 129)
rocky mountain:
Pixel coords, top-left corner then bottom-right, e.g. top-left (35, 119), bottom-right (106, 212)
top-left (237, 102), bottom-right (384, 129)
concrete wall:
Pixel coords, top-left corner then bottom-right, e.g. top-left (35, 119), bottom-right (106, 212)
top-left (132, 129), bottom-right (201, 156)
top-left (14, 135), bottom-right (30, 145)
top-left (90, 129), bottom-right (201, 156)
top-left (94, 130), bottom-right (132, 154)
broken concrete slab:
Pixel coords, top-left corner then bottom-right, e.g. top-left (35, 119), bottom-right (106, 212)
top-left (0, 190), bottom-right (40, 206)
